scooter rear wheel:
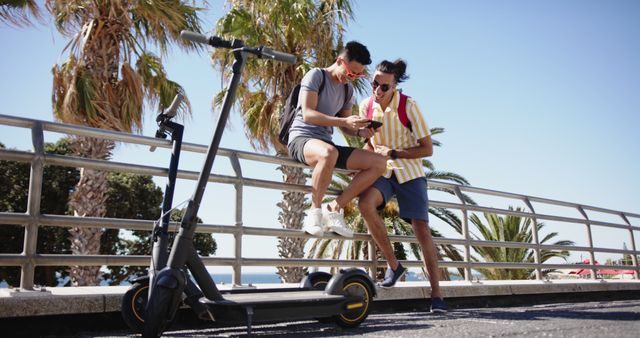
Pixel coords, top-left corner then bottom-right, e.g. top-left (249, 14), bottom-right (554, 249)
top-left (306, 272), bottom-right (333, 323)
top-left (121, 281), bottom-right (149, 333)
top-left (308, 271), bottom-right (332, 290)
top-left (333, 276), bottom-right (373, 328)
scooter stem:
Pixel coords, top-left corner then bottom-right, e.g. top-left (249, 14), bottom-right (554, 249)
top-left (167, 43), bottom-right (245, 269)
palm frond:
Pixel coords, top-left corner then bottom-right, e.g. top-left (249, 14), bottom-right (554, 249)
top-left (136, 52), bottom-right (191, 119)
top-left (117, 62), bottom-right (144, 133)
top-left (422, 159), bottom-right (435, 171)
top-left (130, 0), bottom-right (203, 53)
top-left (470, 207), bottom-right (575, 280)
top-left (0, 0), bottom-right (43, 27)
top-left (45, 0), bottom-right (86, 36)
top-left (426, 171), bottom-right (470, 185)
top-left (430, 127), bottom-right (444, 136)
top-left (429, 207), bottom-right (462, 234)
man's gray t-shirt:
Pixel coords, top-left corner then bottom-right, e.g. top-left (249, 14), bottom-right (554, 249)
top-left (287, 68), bottom-right (354, 144)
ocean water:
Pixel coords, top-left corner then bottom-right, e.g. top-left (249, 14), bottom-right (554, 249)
top-left (210, 271), bottom-right (462, 285)
top-left (212, 273), bottom-right (283, 285)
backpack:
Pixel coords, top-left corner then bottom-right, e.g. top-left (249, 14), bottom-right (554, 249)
top-left (365, 92), bottom-right (412, 132)
top-left (278, 69), bottom-right (349, 145)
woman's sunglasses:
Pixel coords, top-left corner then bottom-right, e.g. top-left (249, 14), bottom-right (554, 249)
top-left (372, 80), bottom-right (392, 92)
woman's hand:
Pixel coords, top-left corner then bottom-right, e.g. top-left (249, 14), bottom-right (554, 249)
top-left (374, 145), bottom-right (392, 158)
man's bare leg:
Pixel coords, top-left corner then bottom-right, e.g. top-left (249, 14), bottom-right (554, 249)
top-left (303, 139), bottom-right (338, 209)
top-left (412, 219), bottom-right (442, 298)
top-left (358, 187), bottom-right (399, 270)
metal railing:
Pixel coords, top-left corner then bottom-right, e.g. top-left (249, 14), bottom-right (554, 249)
top-left (0, 113), bottom-right (638, 290)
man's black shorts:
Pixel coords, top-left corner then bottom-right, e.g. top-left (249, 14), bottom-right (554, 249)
top-left (288, 137), bottom-right (355, 169)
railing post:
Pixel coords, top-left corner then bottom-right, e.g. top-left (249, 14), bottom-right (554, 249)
top-left (21, 122), bottom-right (44, 290)
top-left (620, 213), bottom-right (639, 279)
top-left (454, 187), bottom-right (472, 282)
top-left (229, 153), bottom-right (243, 286)
top-left (523, 198), bottom-right (542, 281)
top-left (577, 206), bottom-right (597, 280)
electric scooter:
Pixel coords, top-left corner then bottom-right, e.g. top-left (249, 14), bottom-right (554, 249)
top-left (142, 31), bottom-right (376, 337)
top-left (121, 97), bottom-right (334, 333)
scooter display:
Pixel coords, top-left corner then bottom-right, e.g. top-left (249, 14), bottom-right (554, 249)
top-left (141, 31), bottom-right (375, 337)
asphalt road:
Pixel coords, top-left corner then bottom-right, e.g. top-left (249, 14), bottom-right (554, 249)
top-left (79, 299), bottom-right (640, 337)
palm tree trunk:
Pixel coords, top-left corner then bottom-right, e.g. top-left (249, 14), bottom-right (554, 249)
top-left (276, 164), bottom-right (307, 282)
top-left (68, 136), bottom-right (113, 286)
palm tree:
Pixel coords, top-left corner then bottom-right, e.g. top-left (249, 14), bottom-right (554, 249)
top-left (46, 0), bottom-right (202, 285)
top-left (0, 0), bottom-right (42, 27)
top-left (210, 0), bottom-right (357, 282)
top-left (307, 128), bottom-right (473, 280)
top-left (469, 207), bottom-right (574, 280)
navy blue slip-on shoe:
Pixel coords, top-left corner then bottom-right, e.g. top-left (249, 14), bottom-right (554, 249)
top-left (379, 263), bottom-right (406, 288)
top-left (430, 297), bottom-right (448, 313)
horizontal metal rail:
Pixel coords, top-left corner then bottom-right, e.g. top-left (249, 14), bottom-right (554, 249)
top-left (0, 113), bottom-right (638, 289)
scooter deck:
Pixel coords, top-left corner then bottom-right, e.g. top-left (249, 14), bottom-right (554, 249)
top-left (201, 290), bottom-right (361, 323)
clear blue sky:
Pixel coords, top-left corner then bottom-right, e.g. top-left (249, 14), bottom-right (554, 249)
top-left (1, 0), bottom-right (638, 272)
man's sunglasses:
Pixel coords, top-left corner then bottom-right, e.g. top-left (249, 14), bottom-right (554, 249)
top-left (338, 58), bottom-right (366, 78)
top-left (372, 80), bottom-right (392, 92)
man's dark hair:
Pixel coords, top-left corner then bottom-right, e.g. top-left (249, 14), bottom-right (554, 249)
top-left (342, 41), bottom-right (372, 65)
top-left (376, 59), bottom-right (409, 83)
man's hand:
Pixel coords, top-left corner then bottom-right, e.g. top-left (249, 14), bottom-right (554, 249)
top-left (342, 115), bottom-right (370, 131)
top-left (374, 145), bottom-right (392, 158)
top-left (358, 127), bottom-right (376, 138)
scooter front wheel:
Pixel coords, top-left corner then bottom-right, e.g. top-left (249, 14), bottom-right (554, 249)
top-left (142, 284), bottom-right (178, 338)
top-left (121, 281), bottom-right (149, 333)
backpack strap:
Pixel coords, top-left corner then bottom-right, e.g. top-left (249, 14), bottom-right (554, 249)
top-left (366, 93), bottom-right (412, 132)
top-left (344, 84), bottom-right (349, 106)
top-left (366, 95), bottom-right (375, 120)
top-left (318, 68), bottom-right (326, 94)
top-left (397, 93), bottom-right (412, 132)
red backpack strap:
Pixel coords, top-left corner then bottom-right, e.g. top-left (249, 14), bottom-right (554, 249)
top-left (397, 93), bottom-right (412, 132)
top-left (366, 95), bottom-right (375, 119)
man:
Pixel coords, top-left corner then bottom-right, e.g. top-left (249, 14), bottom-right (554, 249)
top-left (287, 41), bottom-right (386, 237)
top-left (357, 59), bottom-right (448, 313)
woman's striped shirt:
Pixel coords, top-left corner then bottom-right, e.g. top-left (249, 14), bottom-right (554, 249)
top-left (359, 91), bottom-right (431, 184)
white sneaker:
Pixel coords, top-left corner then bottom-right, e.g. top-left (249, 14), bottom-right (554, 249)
top-left (322, 205), bottom-right (353, 238)
top-left (303, 208), bottom-right (324, 236)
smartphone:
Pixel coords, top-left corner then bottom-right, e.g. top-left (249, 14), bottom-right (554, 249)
top-left (367, 120), bottom-right (383, 129)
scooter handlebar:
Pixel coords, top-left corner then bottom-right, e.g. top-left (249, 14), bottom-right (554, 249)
top-left (180, 30), bottom-right (296, 64)
top-left (164, 93), bottom-right (183, 118)
top-left (260, 47), bottom-right (296, 64)
top-left (180, 30), bottom-right (232, 48)
top-left (180, 30), bottom-right (209, 44)
top-left (151, 94), bottom-right (182, 152)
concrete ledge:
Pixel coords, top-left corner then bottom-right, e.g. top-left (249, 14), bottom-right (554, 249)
top-left (0, 285), bottom-right (129, 317)
top-left (375, 279), bottom-right (640, 300)
top-left (1, 280), bottom-right (639, 318)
